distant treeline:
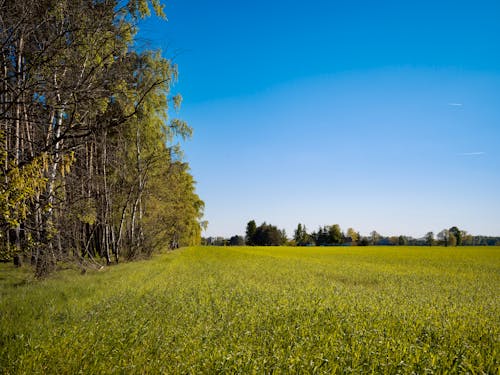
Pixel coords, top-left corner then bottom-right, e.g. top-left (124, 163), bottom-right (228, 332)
top-left (203, 221), bottom-right (500, 247)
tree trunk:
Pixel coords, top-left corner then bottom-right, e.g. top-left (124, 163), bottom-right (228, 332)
top-left (11, 34), bottom-right (24, 265)
top-left (37, 104), bottom-right (64, 277)
top-left (102, 129), bottom-right (111, 265)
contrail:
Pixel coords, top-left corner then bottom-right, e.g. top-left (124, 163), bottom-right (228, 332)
top-left (458, 152), bottom-right (485, 156)
top-left (448, 103), bottom-right (463, 106)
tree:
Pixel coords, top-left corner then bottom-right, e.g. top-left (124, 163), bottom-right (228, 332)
top-left (1, 0), bottom-right (134, 272)
top-left (142, 160), bottom-right (205, 253)
top-left (313, 226), bottom-right (329, 246)
top-left (346, 228), bottom-right (359, 245)
top-left (252, 222), bottom-right (284, 246)
top-left (0, 0), bottom-right (204, 275)
top-left (359, 237), bottom-right (370, 246)
top-left (449, 226), bottom-right (462, 246)
top-left (294, 223), bottom-right (313, 246)
top-left (448, 232), bottom-right (457, 247)
top-left (328, 224), bottom-right (344, 245)
top-left (437, 229), bottom-right (449, 246)
top-left (229, 235), bottom-right (245, 246)
top-left (280, 229), bottom-right (288, 246)
top-left (294, 223), bottom-right (305, 244)
top-left (425, 232), bottom-right (435, 246)
top-left (245, 220), bottom-right (257, 246)
top-left (398, 235), bottom-right (408, 246)
top-left (462, 233), bottom-right (473, 246)
top-left (370, 231), bottom-right (380, 246)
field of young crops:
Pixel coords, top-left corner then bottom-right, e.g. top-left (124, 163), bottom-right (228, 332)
top-left (1, 246), bottom-right (499, 373)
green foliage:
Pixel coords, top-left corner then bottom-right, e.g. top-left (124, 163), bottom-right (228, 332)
top-left (0, 0), bottom-right (203, 271)
top-left (328, 224), bottom-right (343, 245)
top-left (229, 235), bottom-right (245, 246)
top-left (105, 48), bottom-right (202, 257)
top-left (143, 159), bottom-right (205, 250)
top-left (313, 224), bottom-right (345, 246)
top-left (398, 235), bottom-right (408, 246)
top-left (425, 231), bottom-right (435, 246)
top-left (449, 226), bottom-right (462, 246)
top-left (249, 222), bottom-right (286, 246)
top-left (346, 228), bottom-right (359, 244)
top-left (127, 0), bottom-right (166, 19)
top-left (448, 232), bottom-right (457, 247)
top-left (294, 223), bottom-right (314, 246)
top-left (0, 150), bottom-right (48, 229)
top-left (245, 220), bottom-right (257, 245)
top-left (1, 246), bottom-right (498, 373)
top-left (370, 230), bottom-right (381, 245)
top-left (74, 200), bottom-right (97, 226)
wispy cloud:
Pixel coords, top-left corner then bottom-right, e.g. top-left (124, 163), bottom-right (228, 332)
top-left (448, 102), bottom-right (463, 107)
top-left (458, 151), bottom-right (485, 156)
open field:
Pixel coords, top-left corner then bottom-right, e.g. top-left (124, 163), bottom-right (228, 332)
top-left (1, 246), bottom-right (499, 373)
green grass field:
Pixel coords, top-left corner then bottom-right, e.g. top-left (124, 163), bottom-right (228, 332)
top-left (1, 246), bottom-right (499, 374)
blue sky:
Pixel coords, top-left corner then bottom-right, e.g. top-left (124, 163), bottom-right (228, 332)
top-left (138, 0), bottom-right (500, 238)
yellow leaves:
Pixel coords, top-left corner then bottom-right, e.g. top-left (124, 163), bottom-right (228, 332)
top-left (51, 0), bottom-right (68, 22)
top-left (95, 98), bottom-right (109, 115)
top-left (95, 54), bottom-right (103, 67)
top-left (0, 130), bottom-right (6, 162)
top-left (0, 156), bottom-right (48, 229)
top-left (138, 1), bottom-right (150, 18)
top-left (59, 152), bottom-right (75, 178)
top-left (151, 0), bottom-right (166, 19)
top-left (119, 24), bottom-right (134, 45)
top-left (171, 63), bottom-right (179, 82)
top-left (172, 94), bottom-right (183, 111)
top-left (128, 0), bottom-right (166, 19)
top-left (169, 119), bottom-right (192, 141)
top-left (75, 200), bottom-right (97, 225)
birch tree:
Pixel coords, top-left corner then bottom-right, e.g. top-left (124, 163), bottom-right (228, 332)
top-left (1, 0), bottom-right (205, 275)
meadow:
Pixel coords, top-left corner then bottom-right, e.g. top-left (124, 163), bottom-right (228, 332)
top-left (1, 246), bottom-right (499, 374)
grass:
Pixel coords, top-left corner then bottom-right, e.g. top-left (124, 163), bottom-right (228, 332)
top-left (1, 246), bottom-right (499, 374)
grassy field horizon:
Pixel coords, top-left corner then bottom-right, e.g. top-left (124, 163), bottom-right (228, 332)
top-left (1, 246), bottom-right (499, 373)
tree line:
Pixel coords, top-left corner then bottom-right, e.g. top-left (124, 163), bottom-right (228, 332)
top-left (202, 221), bottom-right (500, 247)
top-left (1, 0), bottom-right (205, 276)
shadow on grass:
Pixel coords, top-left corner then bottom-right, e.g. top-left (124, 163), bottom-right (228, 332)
top-left (0, 263), bottom-right (35, 289)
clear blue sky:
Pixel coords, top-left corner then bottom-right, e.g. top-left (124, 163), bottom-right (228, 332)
top-left (138, 0), bottom-right (500, 238)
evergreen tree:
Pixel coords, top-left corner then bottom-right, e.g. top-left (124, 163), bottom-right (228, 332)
top-left (294, 223), bottom-right (311, 246)
top-left (245, 220), bottom-right (257, 246)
